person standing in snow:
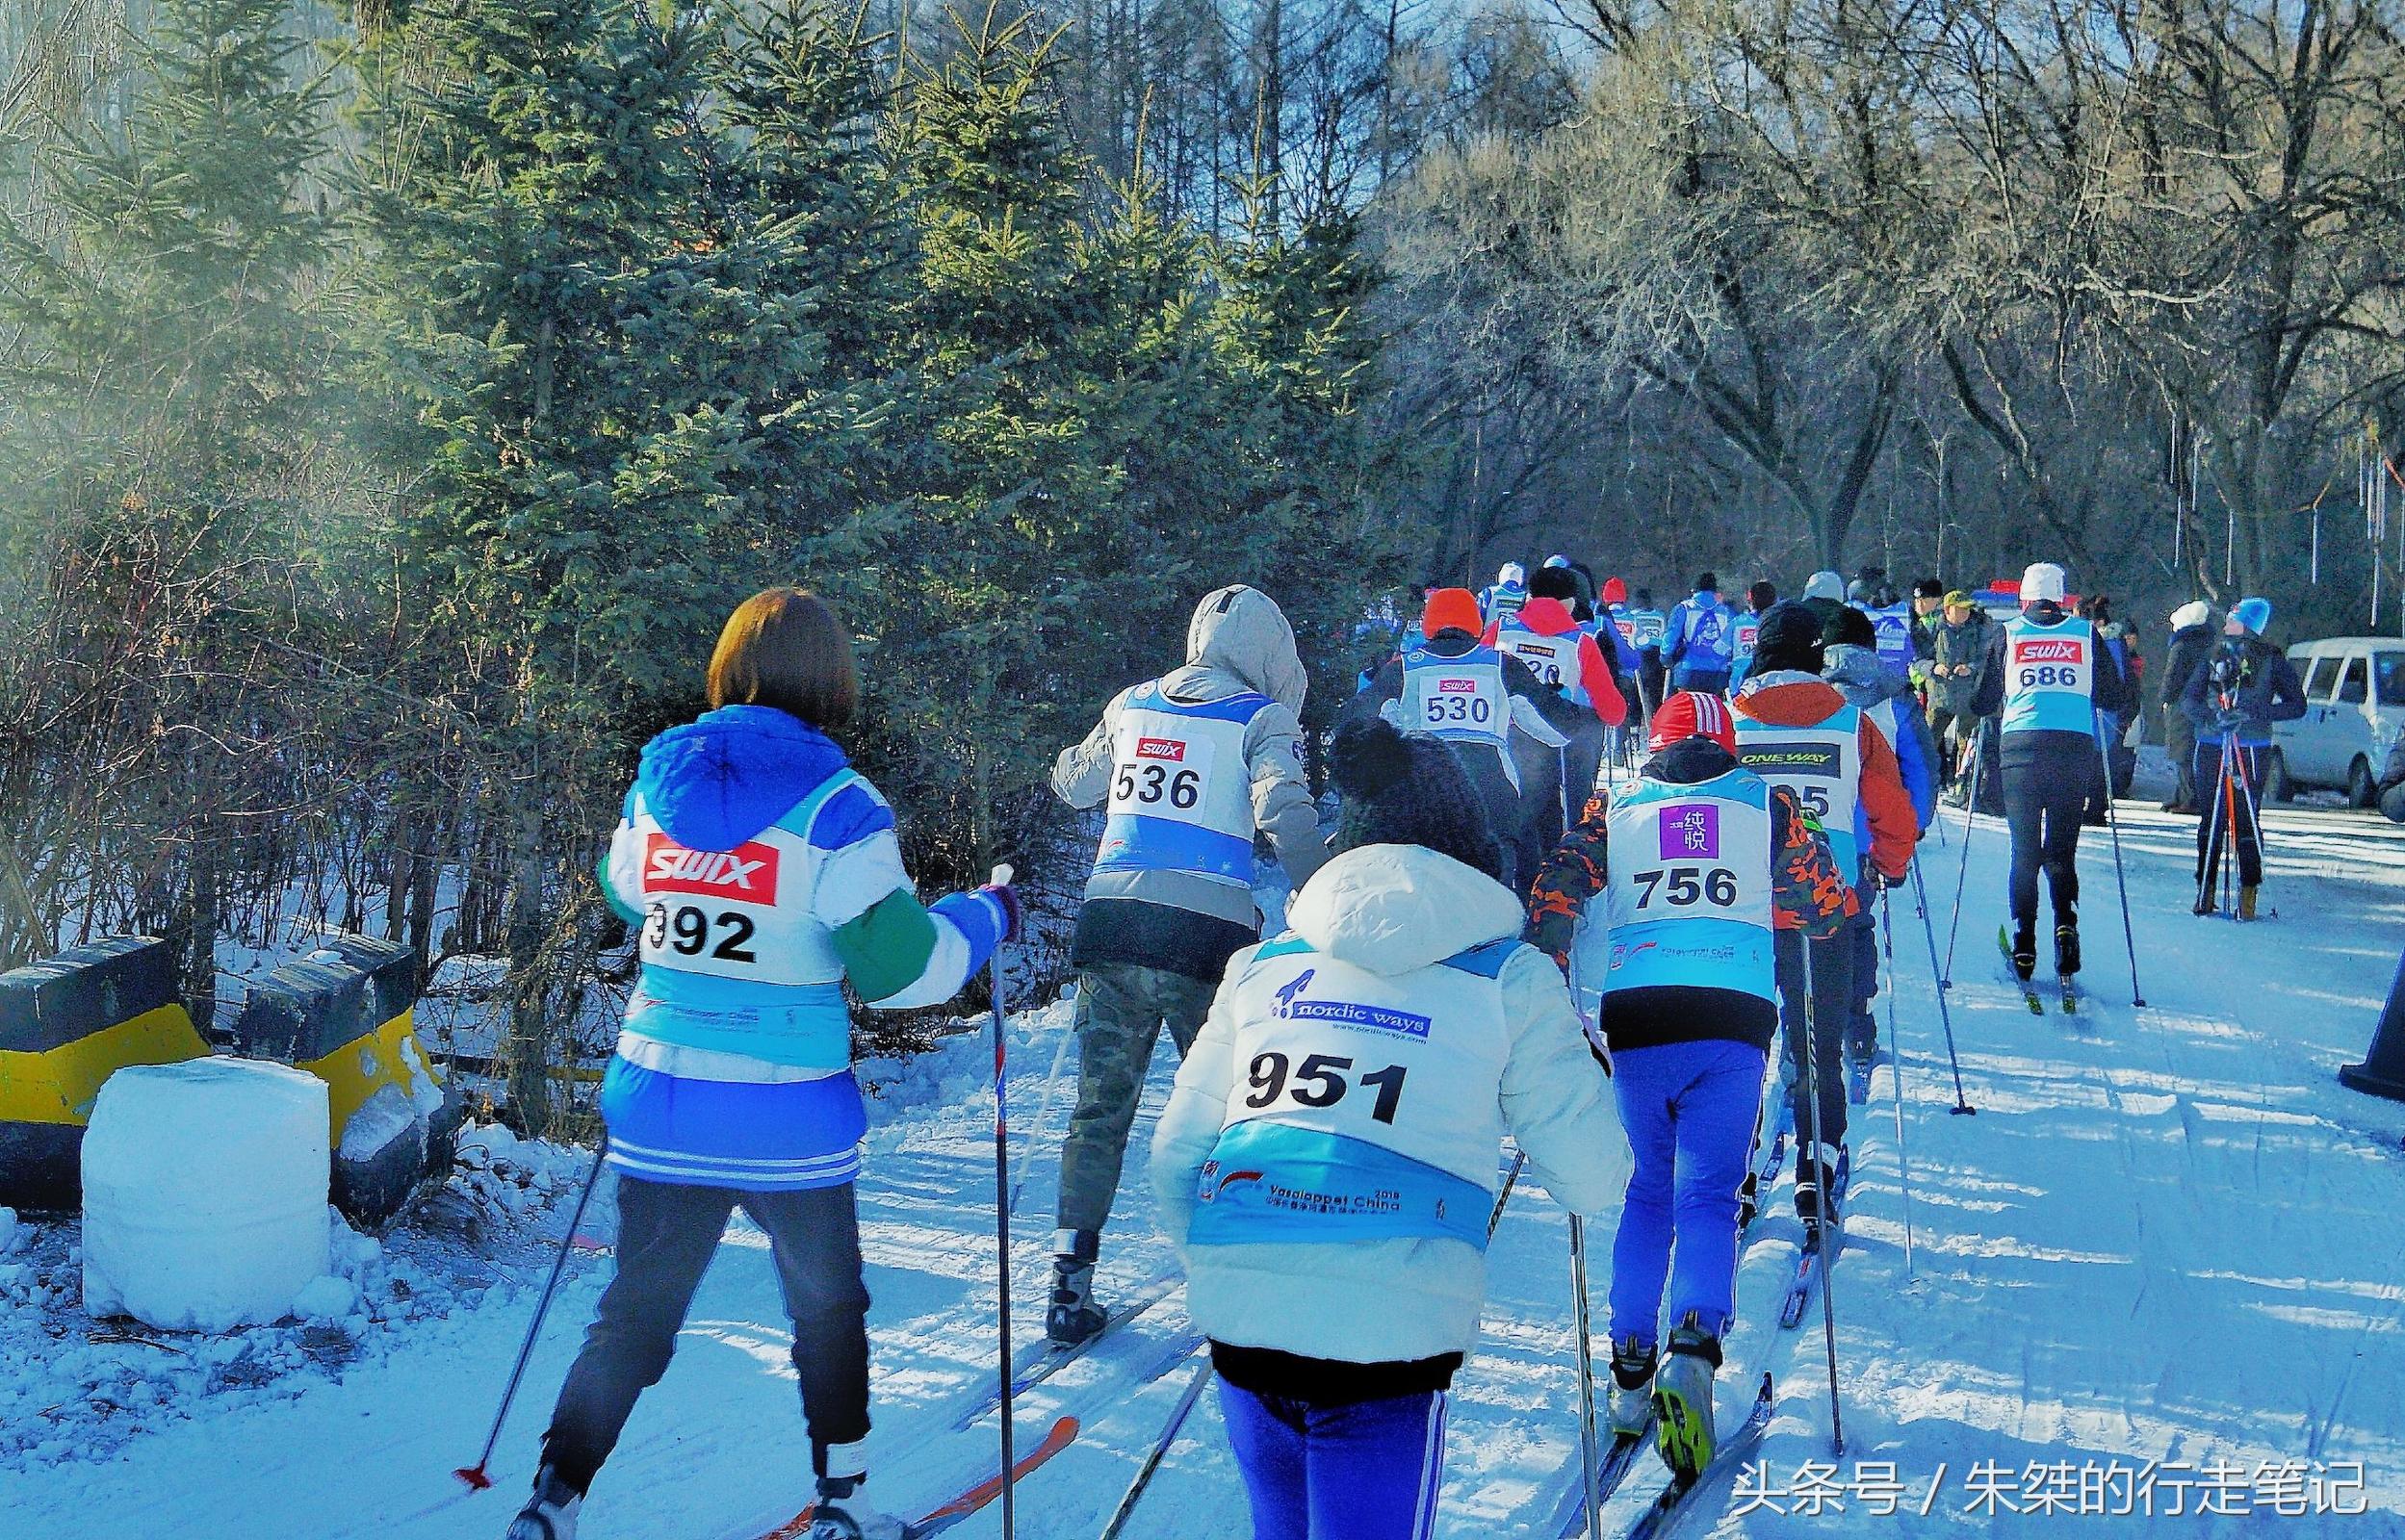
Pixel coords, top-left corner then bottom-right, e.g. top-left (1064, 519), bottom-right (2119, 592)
top-left (1151, 718), bottom-right (1628, 1540)
top-left (1927, 590), bottom-right (1992, 805)
top-left (1523, 691), bottom-right (1849, 1478)
top-left (1968, 563), bottom-right (2131, 982)
top-left (1907, 578), bottom-right (1946, 692)
top-left (1727, 579), bottom-right (1777, 692)
top-left (1482, 561), bottom-right (1530, 624)
top-left (1663, 573), bottom-right (1737, 695)
top-left (1729, 603), bottom-right (1915, 1224)
top-left (1797, 570), bottom-right (1848, 634)
top-left (2158, 601), bottom-right (2215, 814)
top-left (1348, 587), bottom-right (1585, 889)
top-left (1822, 605), bottom-right (1936, 1067)
top-left (1493, 566), bottom-right (1631, 815)
top-left (510, 589), bottom-right (1018, 1540)
top-left (1047, 585), bottom-right (1332, 1344)
top-left (2180, 598), bottom-right (2307, 920)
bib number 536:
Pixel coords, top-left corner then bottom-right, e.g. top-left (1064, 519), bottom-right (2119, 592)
top-left (1114, 762), bottom-right (1202, 808)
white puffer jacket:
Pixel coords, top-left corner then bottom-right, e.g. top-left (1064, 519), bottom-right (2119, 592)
top-left (1151, 844), bottom-right (1629, 1366)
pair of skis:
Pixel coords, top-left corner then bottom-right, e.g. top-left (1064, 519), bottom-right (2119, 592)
top-left (1775, 1148), bottom-right (1849, 1331)
top-left (1997, 927), bottom-right (2084, 1021)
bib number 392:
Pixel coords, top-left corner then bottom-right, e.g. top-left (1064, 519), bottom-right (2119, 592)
top-left (644, 902), bottom-right (758, 962)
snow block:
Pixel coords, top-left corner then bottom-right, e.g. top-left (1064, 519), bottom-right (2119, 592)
top-left (226, 937), bottom-right (462, 1229)
top-left (0, 937), bottom-right (209, 1212)
top-left (83, 1057), bottom-right (331, 1333)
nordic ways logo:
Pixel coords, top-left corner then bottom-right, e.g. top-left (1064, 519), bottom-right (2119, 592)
top-left (1270, 968), bottom-right (1431, 1039)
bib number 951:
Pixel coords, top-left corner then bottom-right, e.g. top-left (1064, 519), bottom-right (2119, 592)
top-left (1245, 1052), bottom-right (1408, 1123)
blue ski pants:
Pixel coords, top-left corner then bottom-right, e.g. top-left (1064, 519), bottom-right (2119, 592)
top-left (1219, 1381), bottom-right (1448, 1540)
top-left (1607, 1039), bottom-right (1769, 1347)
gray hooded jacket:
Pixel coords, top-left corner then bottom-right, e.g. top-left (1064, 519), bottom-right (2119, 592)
top-left (1054, 586), bottom-right (1330, 979)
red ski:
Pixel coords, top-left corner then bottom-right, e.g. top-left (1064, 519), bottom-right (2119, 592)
top-left (760, 1415), bottom-right (1080, 1540)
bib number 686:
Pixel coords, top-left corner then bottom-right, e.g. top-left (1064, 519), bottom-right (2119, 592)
top-left (1245, 1052), bottom-right (1408, 1123)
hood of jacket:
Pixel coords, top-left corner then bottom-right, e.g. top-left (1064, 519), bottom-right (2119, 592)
top-left (2170, 622), bottom-right (2212, 648)
top-left (1733, 670), bottom-right (1850, 726)
top-left (634, 706), bottom-right (849, 852)
top-left (1285, 844), bottom-right (1523, 977)
top-left (1822, 644), bottom-right (1910, 708)
top-left (1170, 585), bottom-right (1306, 715)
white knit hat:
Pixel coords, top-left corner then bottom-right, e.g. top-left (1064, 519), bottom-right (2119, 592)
top-left (2169, 599), bottom-right (2211, 630)
top-left (1802, 570), bottom-right (1845, 603)
top-left (2019, 562), bottom-right (2067, 603)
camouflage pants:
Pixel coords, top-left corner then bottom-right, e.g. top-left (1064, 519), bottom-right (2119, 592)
top-left (1055, 962), bottom-right (1217, 1238)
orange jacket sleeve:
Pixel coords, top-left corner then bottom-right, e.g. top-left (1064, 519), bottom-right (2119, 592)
top-left (1576, 635), bottom-right (1628, 726)
top-left (1856, 716), bottom-right (1916, 881)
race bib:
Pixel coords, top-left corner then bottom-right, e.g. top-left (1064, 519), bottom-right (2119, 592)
top-left (1501, 633), bottom-right (1570, 689)
top-left (2009, 635), bottom-right (2092, 696)
top-left (1106, 729), bottom-right (1222, 828)
top-left (1415, 671), bottom-right (1503, 732)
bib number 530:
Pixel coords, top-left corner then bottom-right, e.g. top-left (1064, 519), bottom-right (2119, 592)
top-left (1245, 1052), bottom-right (1408, 1123)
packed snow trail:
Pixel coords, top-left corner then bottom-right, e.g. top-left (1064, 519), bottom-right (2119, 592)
top-left (16, 798), bottom-right (2405, 1538)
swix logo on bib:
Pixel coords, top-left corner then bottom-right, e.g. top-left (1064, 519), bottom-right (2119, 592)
top-left (1658, 804), bottom-right (1720, 860)
top-left (2014, 638), bottom-right (2082, 664)
top-left (1439, 679), bottom-right (1477, 694)
top-left (1735, 620), bottom-right (1761, 654)
top-left (1134, 736), bottom-right (1186, 761)
top-left (644, 834), bottom-right (782, 903)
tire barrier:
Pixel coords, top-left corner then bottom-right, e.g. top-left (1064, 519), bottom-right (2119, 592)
top-left (227, 935), bottom-right (464, 1228)
top-left (0, 937), bottom-right (210, 1211)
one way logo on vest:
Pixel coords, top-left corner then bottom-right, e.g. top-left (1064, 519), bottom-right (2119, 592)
top-left (1134, 737), bottom-right (1187, 761)
top-left (644, 834), bottom-right (782, 902)
top-left (2013, 638), bottom-right (2084, 664)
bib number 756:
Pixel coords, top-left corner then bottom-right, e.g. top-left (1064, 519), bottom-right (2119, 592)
top-left (1245, 1052), bottom-right (1407, 1123)
top-left (1631, 865), bottom-right (1740, 909)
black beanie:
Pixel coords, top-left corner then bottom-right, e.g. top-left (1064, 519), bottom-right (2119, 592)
top-left (1528, 566), bottom-right (1580, 603)
top-left (1327, 720), bottom-right (1506, 882)
top-left (1746, 579), bottom-right (1777, 611)
top-left (1823, 604), bottom-right (1876, 649)
top-left (1752, 601), bottom-right (1825, 674)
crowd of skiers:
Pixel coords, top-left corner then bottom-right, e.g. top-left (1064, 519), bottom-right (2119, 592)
top-left (500, 556), bottom-right (2309, 1540)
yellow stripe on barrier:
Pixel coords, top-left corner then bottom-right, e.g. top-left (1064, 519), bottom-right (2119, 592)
top-left (297, 1006), bottom-right (447, 1141)
top-left (0, 1005), bottom-right (209, 1126)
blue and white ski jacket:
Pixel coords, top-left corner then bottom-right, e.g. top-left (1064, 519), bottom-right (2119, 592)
top-left (596, 706), bottom-right (1006, 1191)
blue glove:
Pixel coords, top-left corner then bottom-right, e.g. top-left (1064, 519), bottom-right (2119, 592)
top-left (980, 883), bottom-right (1022, 943)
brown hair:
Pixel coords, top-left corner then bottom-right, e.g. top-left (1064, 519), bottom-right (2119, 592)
top-left (706, 588), bottom-right (859, 730)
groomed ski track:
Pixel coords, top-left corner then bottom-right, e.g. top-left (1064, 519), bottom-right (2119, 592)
top-left (18, 797), bottom-right (2405, 1538)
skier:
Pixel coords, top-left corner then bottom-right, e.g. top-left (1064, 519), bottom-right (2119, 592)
top-left (509, 588), bottom-right (1019, 1540)
top-left (1483, 561), bottom-right (1530, 623)
top-left (1628, 584), bottom-right (1670, 716)
top-left (1047, 585), bottom-right (1332, 1344)
top-left (1349, 587), bottom-right (1583, 888)
top-left (1797, 570), bottom-right (1847, 633)
top-left (1728, 603), bottom-right (1915, 1222)
top-left (1927, 590), bottom-right (1991, 805)
top-left (1542, 552), bottom-right (1600, 612)
top-left (1727, 580), bottom-right (1776, 692)
top-left (1663, 573), bottom-right (1736, 695)
top-left (2180, 598), bottom-right (2307, 919)
top-left (1967, 563), bottom-right (2131, 984)
top-left (1523, 692), bottom-right (1849, 1477)
top-left (1494, 568), bottom-right (1631, 812)
top-left (1858, 585), bottom-right (1917, 678)
top-left (2158, 601), bottom-right (2214, 814)
top-left (1821, 605), bottom-right (1937, 1065)
top-left (1151, 718), bottom-right (1630, 1540)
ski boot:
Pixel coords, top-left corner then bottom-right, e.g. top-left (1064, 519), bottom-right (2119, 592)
top-left (1606, 1334), bottom-right (1656, 1437)
top-left (2238, 885), bottom-right (2260, 922)
top-left (806, 1476), bottom-right (906, 1540)
top-left (1795, 1142), bottom-right (1845, 1229)
top-left (504, 1467), bottom-right (582, 1540)
top-left (2007, 922), bottom-right (2036, 982)
top-left (2054, 923), bottom-right (2081, 977)
top-left (1046, 1229), bottom-right (1106, 1346)
top-left (1652, 1316), bottom-right (1722, 1477)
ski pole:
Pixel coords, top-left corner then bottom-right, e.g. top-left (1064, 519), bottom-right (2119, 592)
top-left (1096, 1353), bottom-right (1213, 1540)
top-left (2092, 710), bottom-right (2147, 1007)
top-left (1939, 741), bottom-right (1984, 988)
top-left (1795, 939), bottom-right (1846, 1456)
top-left (1491, 1146), bottom-right (1528, 1234)
top-left (1907, 857), bottom-right (1974, 1116)
top-left (986, 863), bottom-right (1019, 1540)
top-left (454, 1135), bottom-right (610, 1491)
top-left (1876, 893), bottom-right (1916, 1279)
top-left (1005, 1011), bottom-right (1079, 1218)
top-left (1566, 1216), bottom-right (1604, 1540)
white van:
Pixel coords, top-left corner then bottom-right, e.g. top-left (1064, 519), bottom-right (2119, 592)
top-left (2266, 637), bottom-right (2405, 806)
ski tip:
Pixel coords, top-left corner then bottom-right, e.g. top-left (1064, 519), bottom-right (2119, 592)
top-left (453, 1465), bottom-right (493, 1493)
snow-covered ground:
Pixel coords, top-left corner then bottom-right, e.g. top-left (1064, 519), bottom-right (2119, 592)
top-left (11, 793), bottom-right (2405, 1538)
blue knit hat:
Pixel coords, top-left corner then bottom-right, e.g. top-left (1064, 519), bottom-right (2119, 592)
top-left (2233, 597), bottom-right (2273, 635)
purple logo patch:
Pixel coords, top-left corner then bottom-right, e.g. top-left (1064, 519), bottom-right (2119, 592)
top-left (1657, 804), bottom-right (1720, 860)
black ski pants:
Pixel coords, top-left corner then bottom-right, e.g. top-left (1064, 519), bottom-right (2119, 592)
top-left (2194, 739), bottom-right (2267, 890)
top-left (544, 1176), bottom-right (871, 1495)
top-left (1775, 925), bottom-right (1854, 1151)
top-left (2001, 739), bottom-right (2088, 938)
